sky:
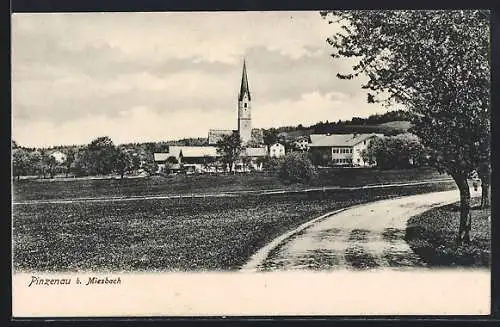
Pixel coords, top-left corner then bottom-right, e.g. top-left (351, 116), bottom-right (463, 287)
top-left (12, 11), bottom-right (391, 148)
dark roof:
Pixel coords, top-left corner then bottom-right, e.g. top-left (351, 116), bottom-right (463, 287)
top-left (238, 59), bottom-right (251, 101)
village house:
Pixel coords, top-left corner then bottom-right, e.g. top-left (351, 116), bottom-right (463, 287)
top-left (154, 60), bottom-right (268, 174)
top-left (308, 133), bottom-right (383, 167)
top-left (49, 150), bottom-right (67, 164)
top-left (269, 143), bottom-right (286, 158)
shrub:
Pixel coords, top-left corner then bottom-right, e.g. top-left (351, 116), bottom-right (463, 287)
top-left (262, 157), bottom-right (284, 173)
top-left (278, 152), bottom-right (317, 184)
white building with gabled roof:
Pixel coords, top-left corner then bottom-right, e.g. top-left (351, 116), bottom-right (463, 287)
top-left (309, 133), bottom-right (383, 167)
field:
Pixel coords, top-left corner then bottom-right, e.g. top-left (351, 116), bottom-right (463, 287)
top-left (13, 179), bottom-right (457, 272)
top-left (12, 167), bottom-right (448, 201)
top-left (406, 197), bottom-right (491, 267)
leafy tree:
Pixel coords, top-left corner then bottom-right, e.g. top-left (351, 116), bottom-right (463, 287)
top-left (309, 148), bottom-right (330, 167)
top-left (262, 156), bottom-right (283, 173)
top-left (64, 148), bottom-right (76, 177)
top-left (216, 131), bottom-right (243, 173)
top-left (85, 136), bottom-right (118, 175)
top-left (477, 162), bottom-right (490, 208)
top-left (241, 156), bottom-right (253, 172)
top-left (44, 154), bottom-right (57, 178)
top-left (12, 148), bottom-right (30, 180)
top-left (279, 152), bottom-right (317, 184)
top-left (321, 10), bottom-right (490, 244)
top-left (141, 151), bottom-right (158, 176)
top-left (263, 128), bottom-right (279, 146)
top-left (114, 150), bottom-right (139, 179)
top-left (363, 134), bottom-right (426, 169)
top-left (29, 151), bottom-right (43, 178)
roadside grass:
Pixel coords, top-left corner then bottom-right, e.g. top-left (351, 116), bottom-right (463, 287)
top-left (13, 182), bottom-right (456, 272)
top-left (405, 197), bottom-right (491, 267)
top-left (12, 167), bottom-right (447, 201)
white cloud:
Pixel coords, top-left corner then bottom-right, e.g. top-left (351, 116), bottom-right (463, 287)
top-left (12, 11), bottom-right (337, 64)
top-left (253, 91), bottom-right (389, 128)
top-left (13, 90), bottom-right (390, 148)
top-left (12, 12), bottom-right (389, 148)
top-left (13, 105), bottom-right (238, 148)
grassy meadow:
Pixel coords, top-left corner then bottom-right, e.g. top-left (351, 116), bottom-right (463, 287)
top-left (13, 178), bottom-right (457, 272)
top-left (406, 197), bottom-right (491, 267)
top-left (12, 167), bottom-right (448, 202)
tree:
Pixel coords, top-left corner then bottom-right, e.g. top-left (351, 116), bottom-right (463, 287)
top-left (216, 131), bottom-right (243, 173)
top-left (141, 151), bottom-right (158, 176)
top-left (70, 152), bottom-right (87, 177)
top-left (85, 136), bottom-right (118, 175)
top-left (29, 151), bottom-right (43, 178)
top-left (201, 155), bottom-right (215, 174)
top-left (12, 148), bottom-right (30, 180)
top-left (44, 154), bottom-right (57, 178)
top-left (263, 129), bottom-right (279, 146)
top-left (241, 155), bottom-right (253, 172)
top-left (279, 152), bottom-right (317, 184)
top-left (321, 10), bottom-right (490, 244)
top-left (114, 150), bottom-right (138, 179)
top-left (477, 162), bottom-right (490, 208)
top-left (363, 134), bottom-right (426, 169)
top-left (64, 148), bottom-right (76, 177)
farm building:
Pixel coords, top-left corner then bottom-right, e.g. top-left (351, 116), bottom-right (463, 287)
top-left (154, 145), bottom-right (267, 174)
top-left (308, 133), bottom-right (383, 167)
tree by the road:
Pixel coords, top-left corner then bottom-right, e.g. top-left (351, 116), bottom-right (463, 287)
top-left (216, 131), bottom-right (243, 173)
top-left (321, 10), bottom-right (490, 244)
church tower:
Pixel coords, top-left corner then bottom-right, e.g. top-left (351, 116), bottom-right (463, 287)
top-left (238, 59), bottom-right (252, 145)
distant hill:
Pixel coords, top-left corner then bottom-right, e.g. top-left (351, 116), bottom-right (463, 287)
top-left (378, 120), bottom-right (412, 131)
top-left (17, 110), bottom-right (413, 152)
top-left (266, 110), bottom-right (414, 145)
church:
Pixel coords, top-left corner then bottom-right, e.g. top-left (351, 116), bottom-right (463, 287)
top-left (154, 60), bottom-right (268, 174)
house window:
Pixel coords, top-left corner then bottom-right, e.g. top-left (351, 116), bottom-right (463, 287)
top-left (244, 103), bottom-right (247, 108)
top-left (364, 140), bottom-right (366, 145)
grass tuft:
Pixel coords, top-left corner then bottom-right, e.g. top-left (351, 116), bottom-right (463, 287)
top-left (405, 197), bottom-right (490, 267)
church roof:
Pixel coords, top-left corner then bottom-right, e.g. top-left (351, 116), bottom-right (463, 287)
top-left (238, 59), bottom-right (251, 101)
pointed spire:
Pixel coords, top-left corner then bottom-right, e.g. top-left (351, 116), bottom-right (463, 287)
top-left (239, 58), bottom-right (251, 101)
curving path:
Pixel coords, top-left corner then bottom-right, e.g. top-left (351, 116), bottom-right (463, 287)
top-left (242, 188), bottom-right (480, 272)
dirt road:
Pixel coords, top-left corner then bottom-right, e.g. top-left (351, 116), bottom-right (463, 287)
top-left (242, 188), bottom-right (480, 272)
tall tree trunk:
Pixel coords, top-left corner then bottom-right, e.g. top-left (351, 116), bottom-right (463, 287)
top-left (478, 163), bottom-right (491, 209)
top-left (480, 178), bottom-right (490, 209)
top-left (451, 172), bottom-right (472, 245)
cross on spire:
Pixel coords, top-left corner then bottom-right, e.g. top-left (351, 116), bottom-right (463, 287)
top-left (238, 59), bottom-right (251, 101)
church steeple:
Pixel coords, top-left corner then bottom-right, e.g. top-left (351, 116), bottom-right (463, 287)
top-left (237, 59), bottom-right (252, 145)
top-left (238, 59), bottom-right (251, 101)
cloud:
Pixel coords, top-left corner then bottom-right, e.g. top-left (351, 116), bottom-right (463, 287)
top-left (253, 91), bottom-right (389, 129)
top-left (12, 11), bottom-right (388, 148)
top-left (13, 105), bottom-right (238, 148)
